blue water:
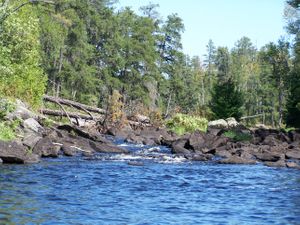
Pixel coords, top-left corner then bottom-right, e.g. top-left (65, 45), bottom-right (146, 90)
top-left (1, 143), bottom-right (300, 225)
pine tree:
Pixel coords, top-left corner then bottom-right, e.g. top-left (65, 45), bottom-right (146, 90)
top-left (210, 78), bottom-right (244, 120)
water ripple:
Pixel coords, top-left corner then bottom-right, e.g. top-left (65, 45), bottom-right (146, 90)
top-left (1, 142), bottom-right (300, 224)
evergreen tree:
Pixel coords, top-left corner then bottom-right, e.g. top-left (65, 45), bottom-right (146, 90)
top-left (286, 0), bottom-right (300, 127)
top-left (210, 79), bottom-right (244, 120)
top-left (211, 47), bottom-right (244, 120)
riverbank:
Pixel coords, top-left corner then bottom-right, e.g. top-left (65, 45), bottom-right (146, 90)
top-left (0, 99), bottom-right (299, 169)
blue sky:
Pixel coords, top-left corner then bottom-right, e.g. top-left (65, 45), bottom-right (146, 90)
top-left (117, 0), bottom-right (287, 58)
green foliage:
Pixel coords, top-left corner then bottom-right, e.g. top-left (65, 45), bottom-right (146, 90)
top-left (0, 122), bottom-right (15, 141)
top-left (0, 2), bottom-right (47, 108)
top-left (0, 119), bottom-right (20, 141)
top-left (0, 99), bottom-right (15, 119)
top-left (223, 130), bottom-right (252, 142)
top-left (166, 114), bottom-right (208, 135)
top-left (211, 79), bottom-right (244, 120)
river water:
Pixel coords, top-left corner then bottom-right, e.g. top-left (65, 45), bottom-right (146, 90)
top-left (1, 141), bottom-right (300, 225)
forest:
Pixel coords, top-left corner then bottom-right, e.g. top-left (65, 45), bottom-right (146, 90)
top-left (0, 0), bottom-right (299, 128)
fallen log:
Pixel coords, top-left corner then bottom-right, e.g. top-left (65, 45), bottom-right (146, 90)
top-left (40, 109), bottom-right (151, 127)
top-left (39, 109), bottom-right (99, 120)
top-left (240, 114), bottom-right (263, 120)
top-left (43, 95), bottom-right (106, 114)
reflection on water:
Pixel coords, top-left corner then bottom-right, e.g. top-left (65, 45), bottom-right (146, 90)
top-left (1, 144), bottom-right (300, 224)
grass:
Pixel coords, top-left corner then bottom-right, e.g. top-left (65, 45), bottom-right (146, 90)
top-left (166, 113), bottom-right (208, 135)
top-left (223, 130), bottom-right (252, 142)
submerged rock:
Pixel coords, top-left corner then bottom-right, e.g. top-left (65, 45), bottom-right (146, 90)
top-left (264, 160), bottom-right (286, 168)
top-left (89, 141), bottom-right (128, 154)
top-left (219, 155), bottom-right (256, 165)
top-left (127, 161), bottom-right (144, 166)
top-left (286, 161), bottom-right (300, 169)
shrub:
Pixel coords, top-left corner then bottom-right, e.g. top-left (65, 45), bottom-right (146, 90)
top-left (0, 121), bottom-right (18, 141)
top-left (0, 99), bottom-right (15, 119)
top-left (166, 113), bottom-right (208, 135)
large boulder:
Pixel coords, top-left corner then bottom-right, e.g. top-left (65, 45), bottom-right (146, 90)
top-left (0, 141), bottom-right (40, 164)
top-left (208, 119), bottom-right (228, 129)
top-left (171, 139), bottom-right (190, 155)
top-left (187, 131), bottom-right (206, 151)
top-left (5, 99), bottom-right (37, 120)
top-left (285, 150), bottom-right (300, 160)
top-left (23, 118), bottom-right (44, 133)
top-left (61, 145), bottom-right (77, 157)
top-left (226, 117), bottom-right (239, 128)
top-left (33, 137), bottom-right (61, 157)
top-left (22, 132), bottom-right (42, 149)
top-left (253, 151), bottom-right (282, 162)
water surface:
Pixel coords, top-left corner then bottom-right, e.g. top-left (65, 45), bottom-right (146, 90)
top-left (1, 143), bottom-right (300, 225)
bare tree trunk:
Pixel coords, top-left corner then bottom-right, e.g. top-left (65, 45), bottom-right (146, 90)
top-left (56, 47), bottom-right (63, 98)
top-left (278, 81), bottom-right (284, 128)
top-left (165, 93), bottom-right (172, 118)
top-left (201, 78), bottom-right (205, 105)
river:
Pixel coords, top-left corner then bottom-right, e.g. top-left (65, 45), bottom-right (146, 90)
top-left (1, 141), bottom-right (300, 224)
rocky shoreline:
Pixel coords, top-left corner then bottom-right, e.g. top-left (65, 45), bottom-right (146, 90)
top-left (0, 100), bottom-right (299, 169)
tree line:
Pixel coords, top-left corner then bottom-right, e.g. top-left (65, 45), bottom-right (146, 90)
top-left (0, 0), bottom-right (299, 128)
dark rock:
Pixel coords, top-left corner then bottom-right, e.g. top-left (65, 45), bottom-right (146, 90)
top-left (285, 150), bottom-right (300, 160)
top-left (61, 145), bottom-right (77, 157)
top-left (57, 124), bottom-right (109, 143)
top-left (187, 131), bottom-right (206, 151)
top-left (0, 141), bottom-right (40, 164)
top-left (289, 130), bottom-right (300, 142)
top-left (253, 151), bottom-right (282, 162)
top-left (171, 138), bottom-right (190, 155)
top-left (207, 127), bottom-right (223, 136)
top-left (22, 132), bottom-right (42, 149)
top-left (24, 153), bottom-right (40, 164)
top-left (262, 135), bottom-right (281, 146)
top-left (219, 155), bottom-right (256, 164)
top-left (107, 126), bottom-right (133, 139)
top-left (127, 161), bottom-right (144, 166)
top-left (288, 142), bottom-right (300, 149)
top-left (82, 151), bottom-right (94, 157)
top-left (125, 133), bottom-right (144, 145)
top-left (161, 133), bottom-right (178, 146)
top-left (264, 160), bottom-right (286, 168)
top-left (33, 137), bottom-right (61, 158)
top-left (201, 147), bottom-right (216, 154)
top-left (142, 138), bottom-right (156, 146)
top-left (286, 161), bottom-right (300, 169)
top-left (240, 151), bottom-right (255, 160)
top-left (185, 153), bottom-right (211, 161)
top-left (211, 136), bottom-right (229, 149)
top-left (89, 141), bottom-right (128, 154)
top-left (215, 149), bottom-right (232, 158)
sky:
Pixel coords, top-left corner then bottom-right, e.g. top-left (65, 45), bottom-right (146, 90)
top-left (117, 0), bottom-right (287, 58)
